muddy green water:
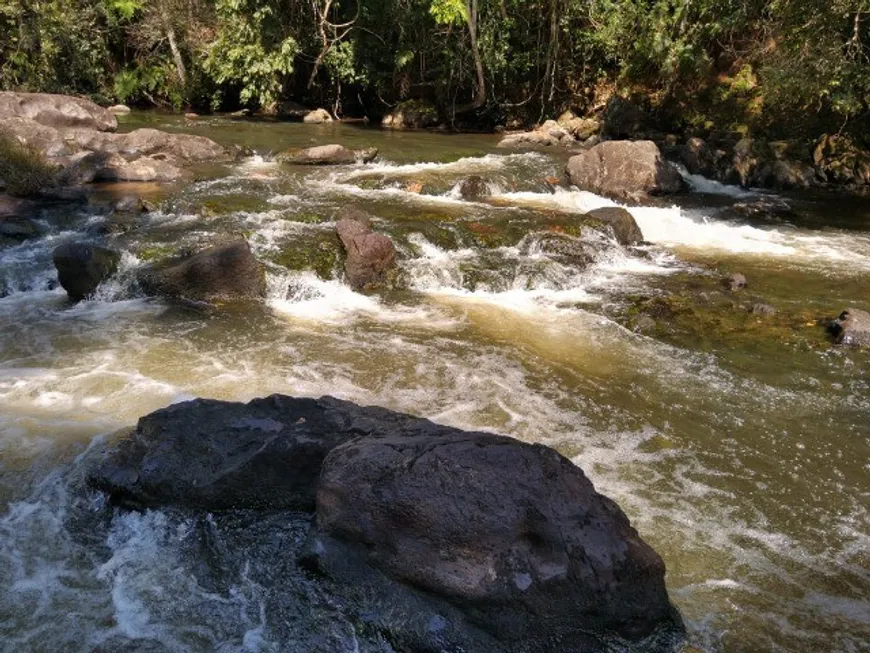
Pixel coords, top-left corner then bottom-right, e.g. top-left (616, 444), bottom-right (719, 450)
top-left (1, 113), bottom-right (868, 652)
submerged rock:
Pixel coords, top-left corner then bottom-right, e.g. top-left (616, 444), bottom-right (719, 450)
top-left (276, 144), bottom-right (378, 165)
top-left (52, 242), bottom-right (120, 301)
top-left (586, 206), bottom-right (644, 246)
top-left (829, 308), bottom-right (870, 346)
top-left (139, 239), bottom-right (266, 302)
top-left (89, 393), bottom-right (684, 652)
top-left (566, 141), bottom-right (684, 201)
top-left (113, 194), bottom-right (152, 214)
top-left (335, 206), bottom-right (397, 290)
top-left (306, 427), bottom-right (681, 649)
top-left (458, 174), bottom-right (491, 200)
top-left (0, 91), bottom-right (117, 132)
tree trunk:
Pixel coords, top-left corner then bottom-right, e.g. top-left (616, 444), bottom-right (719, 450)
top-left (162, 13), bottom-right (187, 88)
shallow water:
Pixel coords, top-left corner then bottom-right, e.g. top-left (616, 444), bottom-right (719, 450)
top-left (1, 114), bottom-right (869, 652)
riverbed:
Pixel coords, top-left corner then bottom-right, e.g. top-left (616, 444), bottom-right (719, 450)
top-left (1, 114), bottom-right (868, 652)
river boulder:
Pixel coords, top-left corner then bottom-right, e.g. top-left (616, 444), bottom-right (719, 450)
top-left (303, 108), bottom-right (333, 124)
top-left (586, 206), bottom-right (644, 246)
top-left (458, 174), bottom-right (491, 200)
top-left (498, 120), bottom-right (574, 148)
top-left (52, 242), bottom-right (121, 301)
top-left (88, 395), bottom-right (368, 511)
top-left (829, 308), bottom-right (870, 346)
top-left (276, 144), bottom-right (378, 165)
top-left (0, 92), bottom-right (117, 132)
top-left (335, 206), bottom-right (397, 290)
top-left (566, 140), bottom-right (684, 201)
top-left (139, 239), bottom-right (266, 302)
top-left (305, 426), bottom-right (682, 650)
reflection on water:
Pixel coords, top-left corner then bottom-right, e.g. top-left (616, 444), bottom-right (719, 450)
top-left (0, 114), bottom-right (868, 652)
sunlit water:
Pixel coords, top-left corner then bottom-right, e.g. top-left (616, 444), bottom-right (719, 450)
top-left (1, 114), bottom-right (868, 652)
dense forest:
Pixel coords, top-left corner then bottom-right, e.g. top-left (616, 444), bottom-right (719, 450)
top-left (1, 0), bottom-right (869, 140)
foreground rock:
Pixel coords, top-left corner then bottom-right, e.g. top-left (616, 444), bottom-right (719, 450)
top-left (586, 206), bottom-right (644, 246)
top-left (567, 141), bottom-right (684, 201)
top-left (829, 308), bottom-right (870, 346)
top-left (335, 206), bottom-right (397, 289)
top-left (276, 144), bottom-right (378, 165)
top-left (89, 394), bottom-right (684, 652)
top-left (89, 395), bottom-right (364, 511)
top-left (52, 242), bottom-right (120, 301)
top-left (0, 91), bottom-right (117, 132)
top-left (139, 239), bottom-right (266, 302)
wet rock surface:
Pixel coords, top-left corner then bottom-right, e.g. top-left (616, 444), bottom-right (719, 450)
top-left (335, 206), bottom-right (397, 290)
top-left (566, 141), bottom-right (684, 201)
top-left (585, 206), bottom-right (644, 246)
top-left (0, 91), bottom-right (118, 132)
top-left (88, 394), bottom-right (684, 653)
top-left (829, 308), bottom-right (870, 347)
top-left (139, 239), bottom-right (266, 302)
top-left (52, 242), bottom-right (120, 301)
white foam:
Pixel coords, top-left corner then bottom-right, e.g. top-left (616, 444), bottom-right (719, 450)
top-left (675, 163), bottom-right (758, 198)
top-left (339, 152), bottom-right (549, 180)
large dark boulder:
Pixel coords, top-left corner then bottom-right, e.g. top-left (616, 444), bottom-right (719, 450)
top-left (139, 239), bottom-right (266, 302)
top-left (829, 308), bottom-right (870, 346)
top-left (306, 427), bottom-right (682, 650)
top-left (276, 144), bottom-right (378, 165)
top-left (0, 92), bottom-right (117, 132)
top-left (600, 96), bottom-right (649, 139)
top-left (566, 141), bottom-right (684, 201)
top-left (88, 395), bottom-right (371, 511)
top-left (458, 174), bottom-right (491, 200)
top-left (586, 206), bottom-right (644, 246)
top-left (52, 242), bottom-right (120, 301)
top-left (335, 207), bottom-right (397, 290)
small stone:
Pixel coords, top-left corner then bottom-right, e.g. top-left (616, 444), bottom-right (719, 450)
top-left (750, 303), bottom-right (776, 315)
top-left (725, 273), bottom-right (747, 292)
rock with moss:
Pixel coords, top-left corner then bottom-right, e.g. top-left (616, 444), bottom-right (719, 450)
top-left (139, 239), bottom-right (266, 302)
top-left (381, 100), bottom-right (439, 129)
top-left (52, 242), bottom-right (121, 301)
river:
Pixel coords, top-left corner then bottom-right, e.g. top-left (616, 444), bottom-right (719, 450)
top-left (0, 113), bottom-right (868, 652)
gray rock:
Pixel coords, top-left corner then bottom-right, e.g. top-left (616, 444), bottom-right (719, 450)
top-left (88, 395), bottom-right (367, 511)
top-left (498, 120), bottom-right (574, 148)
top-left (335, 207), bottom-right (397, 290)
top-left (566, 141), bottom-right (684, 201)
top-left (0, 216), bottom-right (41, 240)
top-left (52, 242), bottom-right (120, 301)
top-left (306, 426), bottom-right (682, 648)
top-left (829, 308), bottom-right (870, 346)
top-left (586, 206), bottom-right (644, 246)
top-left (114, 194), bottom-right (150, 214)
top-left (276, 144), bottom-right (378, 165)
top-left (139, 239), bottom-right (266, 302)
top-left (107, 104), bottom-right (132, 115)
top-left (0, 91), bottom-right (117, 132)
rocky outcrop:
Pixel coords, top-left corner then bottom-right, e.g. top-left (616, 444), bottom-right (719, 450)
top-left (302, 108), bottom-right (333, 124)
top-left (586, 206), bottom-right (644, 246)
top-left (276, 144), bottom-right (378, 165)
top-left (88, 395), bottom-right (365, 511)
top-left (139, 239), bottom-right (266, 302)
top-left (566, 141), bottom-right (684, 201)
top-left (498, 120), bottom-right (574, 148)
top-left (335, 206), bottom-right (397, 289)
top-left (381, 100), bottom-right (439, 129)
top-left (306, 426), bottom-right (680, 648)
top-left (0, 92), bottom-right (117, 132)
top-left (829, 308), bottom-right (870, 346)
top-left (52, 242), bottom-right (120, 301)
top-left (557, 110), bottom-right (600, 141)
top-left (88, 393), bottom-right (684, 653)
top-left (813, 134), bottom-right (870, 186)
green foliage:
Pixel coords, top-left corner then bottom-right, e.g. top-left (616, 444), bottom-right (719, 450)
top-left (0, 134), bottom-right (57, 197)
top-left (430, 0), bottom-right (467, 26)
top-left (204, 0), bottom-right (298, 108)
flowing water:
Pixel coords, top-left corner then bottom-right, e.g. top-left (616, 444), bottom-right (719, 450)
top-left (1, 114), bottom-right (869, 652)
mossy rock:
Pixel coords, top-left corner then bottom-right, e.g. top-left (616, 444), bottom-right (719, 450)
top-left (272, 231), bottom-right (342, 280)
top-left (196, 194), bottom-right (272, 217)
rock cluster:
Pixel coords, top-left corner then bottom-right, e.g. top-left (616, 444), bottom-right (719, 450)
top-left (88, 394), bottom-right (685, 653)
